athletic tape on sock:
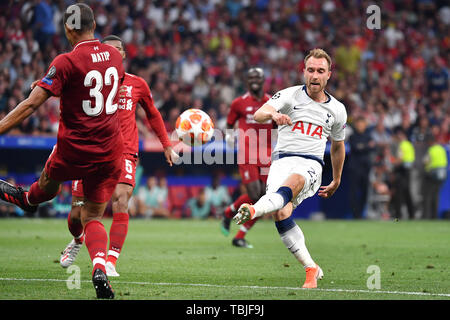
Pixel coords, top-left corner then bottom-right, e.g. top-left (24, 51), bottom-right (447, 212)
top-left (275, 215), bottom-right (296, 234)
top-left (276, 186), bottom-right (293, 207)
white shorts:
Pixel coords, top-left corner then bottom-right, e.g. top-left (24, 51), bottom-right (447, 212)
top-left (266, 156), bottom-right (322, 209)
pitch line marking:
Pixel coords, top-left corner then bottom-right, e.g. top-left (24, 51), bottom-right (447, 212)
top-left (0, 277), bottom-right (449, 298)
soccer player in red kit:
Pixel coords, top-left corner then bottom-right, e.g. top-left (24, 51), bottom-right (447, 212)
top-left (59, 35), bottom-right (175, 277)
top-left (0, 4), bottom-right (124, 299)
top-left (221, 68), bottom-right (273, 248)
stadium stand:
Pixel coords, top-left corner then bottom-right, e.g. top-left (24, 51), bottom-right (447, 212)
top-left (0, 0), bottom-right (449, 219)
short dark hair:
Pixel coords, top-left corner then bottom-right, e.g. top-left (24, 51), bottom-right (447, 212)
top-left (101, 35), bottom-right (125, 49)
top-left (63, 3), bottom-right (95, 33)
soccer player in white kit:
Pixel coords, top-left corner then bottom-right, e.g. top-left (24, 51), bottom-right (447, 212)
top-left (234, 49), bottom-right (347, 289)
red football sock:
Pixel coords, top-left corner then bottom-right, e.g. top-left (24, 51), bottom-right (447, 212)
top-left (224, 194), bottom-right (253, 219)
top-left (27, 181), bottom-right (58, 205)
top-left (235, 217), bottom-right (260, 239)
top-left (67, 211), bottom-right (84, 243)
top-left (84, 220), bottom-right (108, 274)
top-left (107, 212), bottom-right (129, 266)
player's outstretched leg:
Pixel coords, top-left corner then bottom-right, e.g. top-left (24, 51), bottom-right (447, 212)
top-left (234, 187), bottom-right (293, 224)
top-left (0, 179), bottom-right (38, 213)
top-left (275, 213), bottom-right (323, 289)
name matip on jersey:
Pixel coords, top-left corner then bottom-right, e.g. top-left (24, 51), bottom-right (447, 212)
top-left (267, 85), bottom-right (347, 161)
top-left (37, 39), bottom-right (125, 164)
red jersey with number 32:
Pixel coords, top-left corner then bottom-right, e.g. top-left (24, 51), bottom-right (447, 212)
top-left (37, 39), bottom-right (125, 163)
top-left (227, 92), bottom-right (273, 165)
top-left (118, 73), bottom-right (171, 155)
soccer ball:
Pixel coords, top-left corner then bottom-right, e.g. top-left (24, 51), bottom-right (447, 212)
top-left (175, 108), bottom-right (214, 146)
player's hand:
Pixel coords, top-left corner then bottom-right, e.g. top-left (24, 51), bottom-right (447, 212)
top-left (30, 80), bottom-right (39, 90)
top-left (318, 180), bottom-right (340, 199)
top-left (272, 113), bottom-right (292, 126)
top-left (164, 146), bottom-right (179, 166)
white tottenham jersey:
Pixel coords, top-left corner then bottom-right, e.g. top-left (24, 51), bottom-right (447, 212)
top-left (267, 85), bottom-right (347, 162)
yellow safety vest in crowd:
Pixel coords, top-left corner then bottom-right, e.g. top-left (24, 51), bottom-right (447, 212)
top-left (426, 144), bottom-right (448, 172)
top-left (399, 140), bottom-right (415, 167)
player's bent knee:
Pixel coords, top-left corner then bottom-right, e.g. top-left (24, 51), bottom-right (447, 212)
top-left (282, 174), bottom-right (305, 197)
top-left (69, 204), bottom-right (82, 221)
top-left (80, 200), bottom-right (108, 226)
top-left (272, 202), bottom-right (293, 221)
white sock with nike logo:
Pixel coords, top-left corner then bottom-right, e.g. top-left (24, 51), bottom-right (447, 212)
top-left (279, 225), bottom-right (315, 268)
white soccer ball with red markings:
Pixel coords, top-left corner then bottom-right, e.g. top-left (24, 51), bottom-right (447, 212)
top-left (175, 108), bottom-right (214, 146)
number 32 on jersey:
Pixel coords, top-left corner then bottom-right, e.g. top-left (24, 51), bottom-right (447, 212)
top-left (82, 66), bottom-right (119, 116)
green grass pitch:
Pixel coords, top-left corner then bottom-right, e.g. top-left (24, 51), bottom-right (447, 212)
top-left (0, 218), bottom-right (449, 300)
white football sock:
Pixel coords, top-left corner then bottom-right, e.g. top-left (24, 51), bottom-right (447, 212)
top-left (279, 225), bottom-right (315, 268)
top-left (252, 193), bottom-right (285, 218)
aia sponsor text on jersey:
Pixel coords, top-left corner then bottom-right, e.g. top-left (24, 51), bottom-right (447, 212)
top-left (291, 121), bottom-right (323, 139)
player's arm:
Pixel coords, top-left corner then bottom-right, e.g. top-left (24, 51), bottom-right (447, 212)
top-left (133, 85), bottom-right (176, 166)
top-left (318, 139), bottom-right (346, 198)
top-left (0, 86), bottom-right (50, 134)
top-left (254, 103), bottom-right (292, 125)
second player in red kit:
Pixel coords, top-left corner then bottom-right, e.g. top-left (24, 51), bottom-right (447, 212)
top-left (60, 35), bottom-right (175, 279)
top-left (221, 68), bottom-right (273, 248)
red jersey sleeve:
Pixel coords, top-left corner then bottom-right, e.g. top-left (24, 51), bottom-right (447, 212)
top-left (138, 79), bottom-right (172, 148)
top-left (37, 54), bottom-right (70, 96)
top-left (227, 98), bottom-right (240, 127)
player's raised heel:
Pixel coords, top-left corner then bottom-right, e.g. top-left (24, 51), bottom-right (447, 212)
top-left (302, 264), bottom-right (323, 289)
top-left (60, 239), bottom-right (83, 268)
top-left (92, 268), bottom-right (115, 299)
top-left (105, 261), bottom-right (120, 277)
top-left (317, 266), bottom-right (324, 280)
top-left (233, 204), bottom-right (255, 225)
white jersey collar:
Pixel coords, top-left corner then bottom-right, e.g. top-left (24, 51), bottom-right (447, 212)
top-left (298, 85), bottom-right (331, 105)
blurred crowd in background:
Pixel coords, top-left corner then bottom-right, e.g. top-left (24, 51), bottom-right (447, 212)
top-left (0, 0), bottom-right (449, 219)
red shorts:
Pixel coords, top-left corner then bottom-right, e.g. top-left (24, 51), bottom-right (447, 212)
top-left (71, 153), bottom-right (137, 198)
top-left (45, 145), bottom-right (123, 203)
top-left (238, 164), bottom-right (270, 184)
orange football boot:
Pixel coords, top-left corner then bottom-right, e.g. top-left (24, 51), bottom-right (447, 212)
top-left (302, 264), bottom-right (324, 289)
